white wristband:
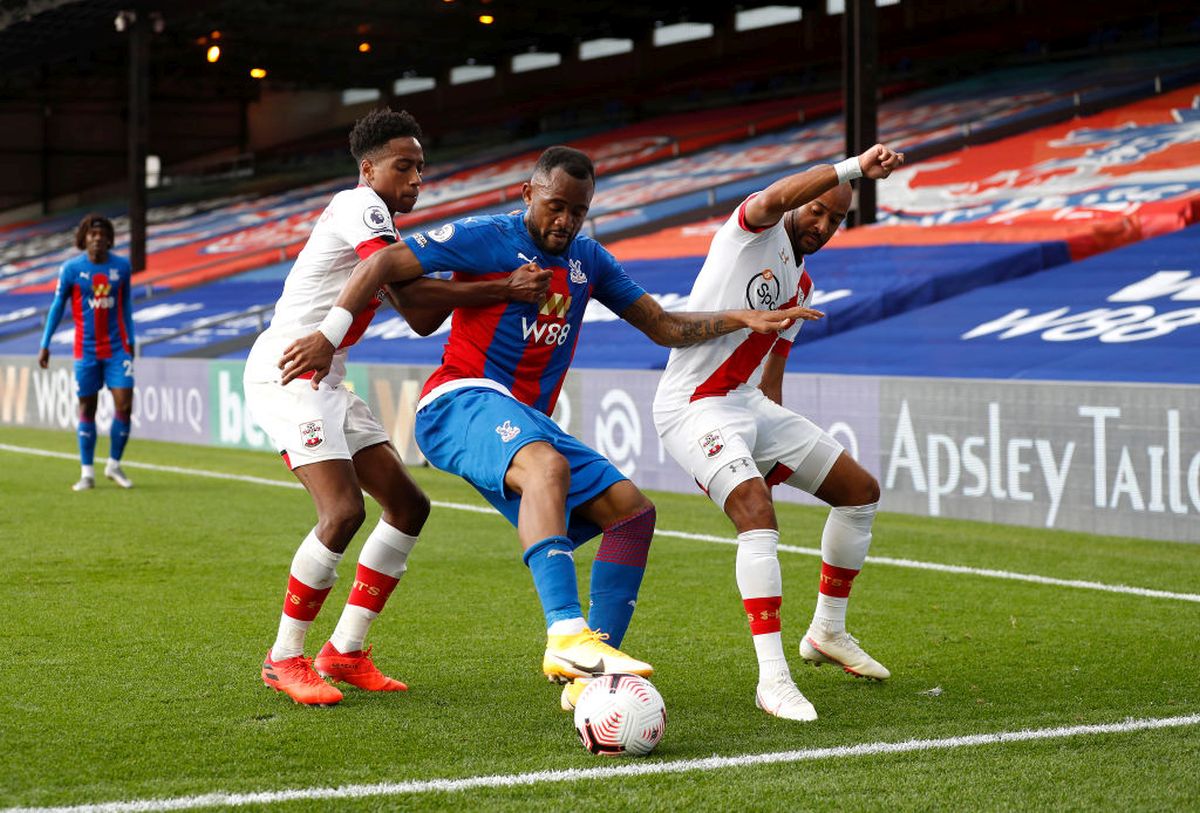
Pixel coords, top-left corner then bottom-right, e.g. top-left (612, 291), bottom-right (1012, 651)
top-left (834, 156), bottom-right (863, 185)
top-left (317, 306), bottom-right (354, 347)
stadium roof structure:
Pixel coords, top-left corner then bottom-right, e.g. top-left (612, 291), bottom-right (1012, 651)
top-left (0, 0), bottom-right (703, 98)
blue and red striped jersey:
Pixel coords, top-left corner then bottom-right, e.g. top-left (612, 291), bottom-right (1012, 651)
top-left (40, 253), bottom-right (135, 360)
top-left (406, 213), bottom-right (645, 415)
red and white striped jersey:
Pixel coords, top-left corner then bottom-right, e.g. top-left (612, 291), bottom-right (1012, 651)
top-left (245, 185), bottom-right (396, 386)
top-left (653, 195), bottom-right (813, 414)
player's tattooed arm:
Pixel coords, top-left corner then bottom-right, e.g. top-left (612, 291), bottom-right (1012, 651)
top-left (620, 294), bottom-right (824, 348)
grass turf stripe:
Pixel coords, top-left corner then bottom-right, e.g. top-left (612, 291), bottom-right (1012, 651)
top-left (3, 442), bottom-right (1198, 604)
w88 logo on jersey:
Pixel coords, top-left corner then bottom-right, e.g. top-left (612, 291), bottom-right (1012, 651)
top-left (521, 317), bottom-right (572, 346)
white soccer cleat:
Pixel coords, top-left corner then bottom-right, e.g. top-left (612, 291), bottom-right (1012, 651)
top-left (105, 462), bottom-right (133, 489)
top-left (755, 672), bottom-right (818, 721)
top-left (801, 626), bottom-right (891, 681)
top-left (71, 476), bottom-right (95, 492)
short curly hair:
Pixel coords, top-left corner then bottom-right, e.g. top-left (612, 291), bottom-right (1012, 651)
top-left (349, 108), bottom-right (424, 163)
top-left (533, 146), bottom-right (594, 183)
top-left (74, 213), bottom-right (115, 251)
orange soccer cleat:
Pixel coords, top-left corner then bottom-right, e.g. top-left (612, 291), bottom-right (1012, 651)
top-left (314, 642), bottom-right (409, 691)
top-left (262, 650), bottom-right (344, 706)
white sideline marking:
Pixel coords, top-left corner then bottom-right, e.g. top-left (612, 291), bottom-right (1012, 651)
top-left (3, 443), bottom-right (1199, 604)
top-left (658, 530), bottom-right (1200, 604)
top-left (5, 713), bottom-right (1199, 813)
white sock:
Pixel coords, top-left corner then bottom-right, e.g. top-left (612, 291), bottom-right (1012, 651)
top-left (813, 594), bottom-right (849, 633)
top-left (271, 530), bottom-right (343, 661)
top-left (736, 529), bottom-right (788, 679)
top-left (81, 465), bottom-right (95, 479)
top-left (106, 457), bottom-right (121, 469)
top-left (329, 520), bottom-right (417, 654)
top-left (812, 503), bottom-right (877, 633)
top-left (548, 617), bottom-right (587, 636)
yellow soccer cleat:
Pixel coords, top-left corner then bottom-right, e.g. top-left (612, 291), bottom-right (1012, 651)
top-left (542, 628), bottom-right (653, 683)
top-left (559, 677), bottom-right (593, 711)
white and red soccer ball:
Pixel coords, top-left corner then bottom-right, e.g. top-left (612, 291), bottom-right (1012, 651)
top-left (573, 673), bottom-right (666, 756)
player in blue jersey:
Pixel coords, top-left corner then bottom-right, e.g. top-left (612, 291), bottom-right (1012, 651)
top-left (278, 147), bottom-right (821, 708)
top-left (38, 214), bottom-right (136, 491)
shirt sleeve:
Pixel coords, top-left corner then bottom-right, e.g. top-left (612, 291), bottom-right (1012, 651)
top-left (724, 193), bottom-right (780, 247)
top-left (590, 243), bottom-right (647, 315)
top-left (401, 219), bottom-right (504, 277)
top-left (39, 263), bottom-right (73, 350)
top-left (327, 188), bottom-right (399, 258)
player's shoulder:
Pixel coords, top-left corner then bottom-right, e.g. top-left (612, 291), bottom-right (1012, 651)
top-left (570, 232), bottom-right (620, 269)
top-left (328, 185), bottom-right (394, 233)
top-left (416, 213), bottom-right (513, 247)
top-left (107, 253), bottom-right (132, 273)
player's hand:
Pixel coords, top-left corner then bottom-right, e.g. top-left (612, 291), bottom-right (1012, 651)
top-left (279, 331), bottom-right (335, 388)
top-left (742, 306), bottom-right (824, 334)
top-left (857, 143), bottom-right (905, 180)
top-left (37, 348), bottom-right (49, 369)
top-left (506, 262), bottom-right (552, 304)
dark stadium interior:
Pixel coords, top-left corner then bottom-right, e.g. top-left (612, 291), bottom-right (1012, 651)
top-left (1, 0), bottom-right (1198, 214)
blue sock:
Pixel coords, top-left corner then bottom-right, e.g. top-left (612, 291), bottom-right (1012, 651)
top-left (587, 506), bottom-right (654, 648)
top-left (110, 413), bottom-right (131, 461)
top-left (523, 536), bottom-right (582, 628)
top-left (78, 419), bottom-right (97, 466)
top-left (588, 562), bottom-right (645, 648)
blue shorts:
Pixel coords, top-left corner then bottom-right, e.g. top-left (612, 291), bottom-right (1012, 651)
top-left (75, 354), bottom-right (134, 398)
top-left (415, 387), bottom-right (626, 546)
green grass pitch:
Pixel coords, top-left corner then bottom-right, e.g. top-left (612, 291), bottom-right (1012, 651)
top-left (1, 425), bottom-right (1198, 811)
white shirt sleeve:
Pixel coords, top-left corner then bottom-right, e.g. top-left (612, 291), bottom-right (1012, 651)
top-left (327, 187), bottom-right (397, 255)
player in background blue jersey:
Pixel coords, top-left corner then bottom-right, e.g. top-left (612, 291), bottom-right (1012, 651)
top-left (278, 147), bottom-right (821, 709)
top-left (38, 214), bottom-right (136, 491)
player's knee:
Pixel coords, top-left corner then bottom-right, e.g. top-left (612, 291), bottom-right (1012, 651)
top-left (404, 487), bottom-right (432, 530)
top-left (723, 478), bottom-right (777, 531)
top-left (523, 447), bottom-right (570, 489)
top-left (322, 500), bottom-right (367, 543)
top-left (862, 474), bottom-right (881, 505)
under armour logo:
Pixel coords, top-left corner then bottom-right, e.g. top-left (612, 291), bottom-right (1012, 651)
top-left (727, 457), bottom-right (754, 474)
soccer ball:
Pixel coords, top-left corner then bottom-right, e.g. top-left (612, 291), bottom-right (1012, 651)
top-left (573, 673), bottom-right (666, 756)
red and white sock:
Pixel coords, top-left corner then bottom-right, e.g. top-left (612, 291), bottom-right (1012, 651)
top-left (271, 530), bottom-right (343, 661)
top-left (328, 519), bottom-right (417, 655)
top-left (736, 529), bottom-right (788, 679)
top-left (812, 503), bottom-right (877, 634)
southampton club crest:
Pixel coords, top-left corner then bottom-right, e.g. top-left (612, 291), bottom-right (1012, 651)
top-left (300, 420), bottom-right (325, 449)
top-left (698, 430), bottom-right (725, 459)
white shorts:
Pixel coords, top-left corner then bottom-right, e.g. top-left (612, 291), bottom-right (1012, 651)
top-left (654, 389), bottom-right (844, 510)
top-left (244, 377), bottom-right (390, 470)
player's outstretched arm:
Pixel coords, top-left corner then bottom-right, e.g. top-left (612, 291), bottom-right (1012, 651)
top-left (279, 240), bottom-right (426, 386)
top-left (620, 294), bottom-right (823, 348)
top-left (742, 143), bottom-right (905, 230)
top-left (384, 261), bottom-right (551, 336)
top-left (38, 270), bottom-right (71, 368)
